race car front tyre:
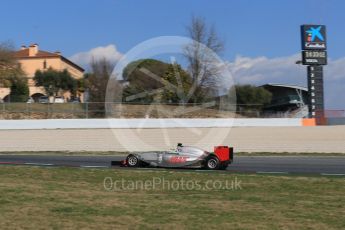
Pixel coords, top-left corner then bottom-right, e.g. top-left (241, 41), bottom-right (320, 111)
top-left (126, 154), bottom-right (140, 167)
top-left (205, 156), bottom-right (220, 170)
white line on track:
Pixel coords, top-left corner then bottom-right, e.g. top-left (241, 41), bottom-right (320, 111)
top-left (195, 170), bottom-right (218, 172)
top-left (256, 171), bottom-right (289, 174)
top-left (321, 173), bottom-right (345, 176)
top-left (80, 165), bottom-right (108, 168)
top-left (24, 163), bottom-right (54, 166)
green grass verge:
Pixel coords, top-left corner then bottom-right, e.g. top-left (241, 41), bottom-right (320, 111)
top-left (0, 166), bottom-right (344, 229)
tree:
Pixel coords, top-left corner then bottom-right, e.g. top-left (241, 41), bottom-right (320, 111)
top-left (122, 59), bottom-right (171, 103)
top-left (76, 78), bottom-right (87, 93)
top-left (34, 68), bottom-right (77, 96)
top-left (160, 64), bottom-right (192, 103)
top-left (85, 58), bottom-right (120, 117)
top-left (184, 16), bottom-right (224, 102)
top-left (86, 58), bottom-right (115, 103)
top-left (123, 59), bottom-right (171, 103)
top-left (0, 41), bottom-right (29, 102)
top-left (9, 75), bottom-right (29, 102)
top-left (123, 59), bottom-right (170, 83)
top-left (122, 59), bottom-right (193, 104)
top-left (0, 42), bottom-right (24, 88)
top-left (229, 84), bottom-right (272, 111)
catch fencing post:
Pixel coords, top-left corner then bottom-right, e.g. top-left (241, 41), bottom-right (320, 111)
top-left (85, 102), bottom-right (89, 119)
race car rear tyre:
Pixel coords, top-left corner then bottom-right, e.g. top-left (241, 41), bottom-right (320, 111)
top-left (126, 154), bottom-right (140, 167)
top-left (205, 156), bottom-right (220, 170)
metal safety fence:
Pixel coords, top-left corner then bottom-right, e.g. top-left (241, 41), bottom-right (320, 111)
top-left (0, 102), bottom-right (336, 119)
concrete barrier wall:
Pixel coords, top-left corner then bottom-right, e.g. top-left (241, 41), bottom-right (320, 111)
top-left (232, 118), bottom-right (301, 127)
top-left (327, 118), bottom-right (345, 126)
top-left (0, 126), bottom-right (345, 152)
top-left (0, 118), bottom-right (302, 130)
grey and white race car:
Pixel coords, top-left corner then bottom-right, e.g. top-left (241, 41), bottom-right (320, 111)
top-left (112, 143), bottom-right (234, 170)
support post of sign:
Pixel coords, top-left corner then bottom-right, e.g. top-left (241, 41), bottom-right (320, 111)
top-left (307, 65), bottom-right (324, 119)
top-left (300, 25), bottom-right (327, 124)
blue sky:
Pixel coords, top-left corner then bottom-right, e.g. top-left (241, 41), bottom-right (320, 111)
top-left (1, 0), bottom-right (345, 108)
top-left (1, 0), bottom-right (344, 59)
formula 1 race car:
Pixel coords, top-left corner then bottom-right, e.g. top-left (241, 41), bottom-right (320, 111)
top-left (112, 144), bottom-right (234, 170)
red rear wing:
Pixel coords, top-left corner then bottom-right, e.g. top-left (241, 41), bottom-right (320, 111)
top-left (214, 146), bottom-right (233, 162)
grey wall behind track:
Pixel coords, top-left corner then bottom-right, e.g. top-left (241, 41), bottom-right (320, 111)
top-left (1, 126), bottom-right (345, 153)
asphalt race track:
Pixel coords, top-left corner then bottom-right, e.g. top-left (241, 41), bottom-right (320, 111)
top-left (1, 155), bottom-right (345, 176)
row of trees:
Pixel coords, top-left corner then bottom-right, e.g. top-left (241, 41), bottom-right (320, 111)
top-left (120, 58), bottom-right (272, 107)
top-left (0, 16), bottom-right (272, 113)
top-left (81, 16), bottom-right (228, 109)
top-left (82, 16), bottom-right (270, 111)
top-left (84, 57), bottom-right (272, 111)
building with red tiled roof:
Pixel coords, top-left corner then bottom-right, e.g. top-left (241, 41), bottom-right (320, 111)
top-left (0, 44), bottom-right (85, 102)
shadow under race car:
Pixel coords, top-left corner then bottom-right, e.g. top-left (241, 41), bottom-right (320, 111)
top-left (112, 144), bottom-right (234, 170)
